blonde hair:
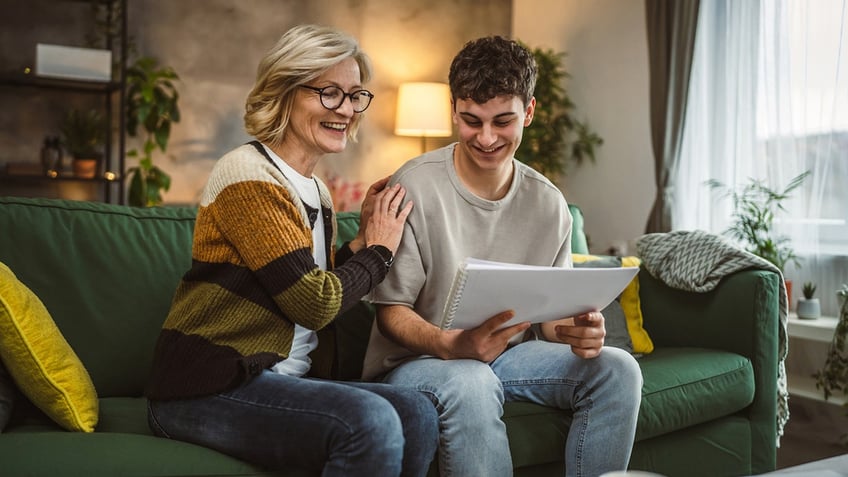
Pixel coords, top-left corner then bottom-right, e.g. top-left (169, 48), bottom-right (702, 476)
top-left (244, 25), bottom-right (372, 146)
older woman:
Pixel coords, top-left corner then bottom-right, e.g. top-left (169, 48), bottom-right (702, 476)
top-left (145, 25), bottom-right (437, 477)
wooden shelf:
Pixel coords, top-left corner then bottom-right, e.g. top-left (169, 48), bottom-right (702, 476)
top-left (0, 73), bottom-right (120, 93)
top-left (0, 0), bottom-right (127, 204)
top-left (0, 171), bottom-right (121, 184)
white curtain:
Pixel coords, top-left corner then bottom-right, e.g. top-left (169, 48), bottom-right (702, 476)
top-left (674, 0), bottom-right (848, 316)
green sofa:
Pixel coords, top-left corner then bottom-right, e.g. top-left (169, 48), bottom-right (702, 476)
top-left (0, 196), bottom-right (779, 477)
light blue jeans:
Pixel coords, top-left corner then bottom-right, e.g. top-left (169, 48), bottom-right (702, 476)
top-left (383, 340), bottom-right (643, 477)
top-left (148, 370), bottom-right (439, 477)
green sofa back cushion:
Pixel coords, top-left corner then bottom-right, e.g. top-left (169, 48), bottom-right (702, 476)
top-left (335, 204), bottom-right (588, 256)
top-left (0, 197), bottom-right (196, 398)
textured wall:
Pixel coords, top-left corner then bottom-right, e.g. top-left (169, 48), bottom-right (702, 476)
top-left (514, 0), bottom-right (653, 254)
top-left (0, 0), bottom-right (510, 204)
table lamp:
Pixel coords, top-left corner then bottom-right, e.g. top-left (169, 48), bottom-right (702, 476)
top-left (394, 82), bottom-right (452, 152)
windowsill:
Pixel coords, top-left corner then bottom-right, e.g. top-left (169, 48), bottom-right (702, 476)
top-left (786, 312), bottom-right (845, 406)
top-left (787, 312), bottom-right (839, 342)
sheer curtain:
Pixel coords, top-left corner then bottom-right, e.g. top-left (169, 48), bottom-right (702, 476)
top-left (674, 0), bottom-right (848, 316)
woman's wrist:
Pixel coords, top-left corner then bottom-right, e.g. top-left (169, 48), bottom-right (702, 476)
top-left (349, 236), bottom-right (366, 253)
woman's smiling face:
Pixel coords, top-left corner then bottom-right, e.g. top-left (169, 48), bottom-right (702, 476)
top-left (285, 57), bottom-right (363, 158)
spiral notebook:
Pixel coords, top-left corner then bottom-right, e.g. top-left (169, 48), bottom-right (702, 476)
top-left (440, 257), bottom-right (639, 330)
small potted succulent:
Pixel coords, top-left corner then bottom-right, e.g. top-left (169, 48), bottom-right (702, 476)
top-left (796, 281), bottom-right (821, 319)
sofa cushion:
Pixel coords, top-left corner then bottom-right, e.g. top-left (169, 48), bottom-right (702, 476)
top-left (499, 347), bottom-right (755, 469)
top-left (573, 254), bottom-right (654, 354)
top-left (635, 347), bottom-right (755, 440)
top-left (0, 430), bottom-right (280, 477)
top-left (0, 262), bottom-right (98, 432)
top-left (0, 197), bottom-right (196, 398)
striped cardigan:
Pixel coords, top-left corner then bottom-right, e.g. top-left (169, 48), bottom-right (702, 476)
top-left (146, 143), bottom-right (386, 400)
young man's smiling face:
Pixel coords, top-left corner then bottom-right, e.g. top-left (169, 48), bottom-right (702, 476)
top-left (452, 95), bottom-right (535, 177)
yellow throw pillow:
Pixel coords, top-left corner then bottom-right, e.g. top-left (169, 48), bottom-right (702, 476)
top-left (572, 254), bottom-right (654, 354)
top-left (0, 262), bottom-right (98, 432)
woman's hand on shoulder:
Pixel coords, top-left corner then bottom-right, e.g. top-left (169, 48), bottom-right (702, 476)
top-left (351, 176), bottom-right (388, 251)
top-left (363, 183), bottom-right (413, 254)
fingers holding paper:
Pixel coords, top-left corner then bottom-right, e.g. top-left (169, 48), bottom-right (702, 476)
top-left (448, 310), bottom-right (530, 362)
top-left (543, 311), bottom-right (606, 359)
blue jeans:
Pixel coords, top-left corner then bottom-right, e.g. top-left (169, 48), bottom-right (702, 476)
top-left (383, 340), bottom-right (643, 477)
top-left (148, 370), bottom-right (438, 477)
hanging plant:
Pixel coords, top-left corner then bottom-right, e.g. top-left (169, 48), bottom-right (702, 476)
top-left (516, 44), bottom-right (603, 182)
top-left (813, 284), bottom-right (848, 443)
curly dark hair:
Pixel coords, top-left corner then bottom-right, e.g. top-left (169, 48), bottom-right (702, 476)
top-left (448, 36), bottom-right (537, 106)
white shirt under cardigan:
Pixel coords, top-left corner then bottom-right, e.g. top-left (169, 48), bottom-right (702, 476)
top-left (361, 143), bottom-right (574, 381)
top-left (263, 144), bottom-right (322, 378)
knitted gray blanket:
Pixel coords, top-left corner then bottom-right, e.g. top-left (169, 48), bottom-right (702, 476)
top-left (636, 230), bottom-right (789, 446)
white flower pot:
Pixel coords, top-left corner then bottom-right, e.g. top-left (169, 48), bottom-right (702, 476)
top-left (796, 298), bottom-right (821, 319)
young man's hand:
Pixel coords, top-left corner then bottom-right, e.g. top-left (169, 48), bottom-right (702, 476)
top-left (445, 311), bottom-right (530, 362)
top-left (543, 312), bottom-right (606, 359)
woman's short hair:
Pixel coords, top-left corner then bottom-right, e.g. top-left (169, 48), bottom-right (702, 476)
top-left (449, 36), bottom-right (537, 107)
top-left (244, 24), bottom-right (372, 146)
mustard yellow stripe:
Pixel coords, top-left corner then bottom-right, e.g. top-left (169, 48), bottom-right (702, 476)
top-left (195, 180), bottom-right (313, 270)
top-left (166, 281), bottom-right (295, 358)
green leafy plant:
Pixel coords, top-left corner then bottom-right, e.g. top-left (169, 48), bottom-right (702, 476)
top-left (515, 44), bottom-right (603, 182)
top-left (706, 171), bottom-right (810, 272)
top-left (59, 109), bottom-right (106, 159)
top-left (803, 281), bottom-right (817, 300)
top-left (125, 56), bottom-right (180, 207)
top-left (813, 284), bottom-right (848, 442)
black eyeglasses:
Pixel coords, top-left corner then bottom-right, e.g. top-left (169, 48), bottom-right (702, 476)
top-left (299, 85), bottom-right (374, 113)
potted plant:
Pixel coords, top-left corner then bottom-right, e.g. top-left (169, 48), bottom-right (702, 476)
top-left (813, 284), bottom-right (848, 442)
top-left (125, 56), bottom-right (180, 207)
top-left (797, 281), bottom-right (821, 319)
top-left (515, 44), bottom-right (603, 182)
top-left (59, 109), bottom-right (106, 178)
top-left (707, 171), bottom-right (810, 305)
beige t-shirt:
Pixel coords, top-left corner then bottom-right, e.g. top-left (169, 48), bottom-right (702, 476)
top-left (361, 144), bottom-right (573, 380)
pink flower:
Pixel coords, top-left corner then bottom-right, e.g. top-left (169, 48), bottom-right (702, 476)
top-left (326, 174), bottom-right (364, 212)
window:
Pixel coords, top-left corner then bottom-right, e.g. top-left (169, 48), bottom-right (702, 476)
top-left (673, 0), bottom-right (848, 314)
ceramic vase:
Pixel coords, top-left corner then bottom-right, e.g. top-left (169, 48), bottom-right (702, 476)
top-left (796, 298), bottom-right (821, 319)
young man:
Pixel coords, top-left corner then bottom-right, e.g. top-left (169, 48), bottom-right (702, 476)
top-left (362, 36), bottom-right (642, 476)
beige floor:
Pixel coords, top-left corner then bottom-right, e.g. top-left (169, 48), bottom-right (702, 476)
top-left (776, 395), bottom-right (848, 469)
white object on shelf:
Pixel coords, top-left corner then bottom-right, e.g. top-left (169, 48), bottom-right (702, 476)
top-left (35, 44), bottom-right (111, 82)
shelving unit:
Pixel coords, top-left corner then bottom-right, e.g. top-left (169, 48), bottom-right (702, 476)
top-left (786, 312), bottom-right (845, 405)
top-left (0, 0), bottom-right (127, 204)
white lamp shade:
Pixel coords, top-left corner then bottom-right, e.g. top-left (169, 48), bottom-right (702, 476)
top-left (395, 82), bottom-right (453, 137)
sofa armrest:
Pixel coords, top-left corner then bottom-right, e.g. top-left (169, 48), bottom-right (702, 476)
top-left (638, 267), bottom-right (780, 472)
